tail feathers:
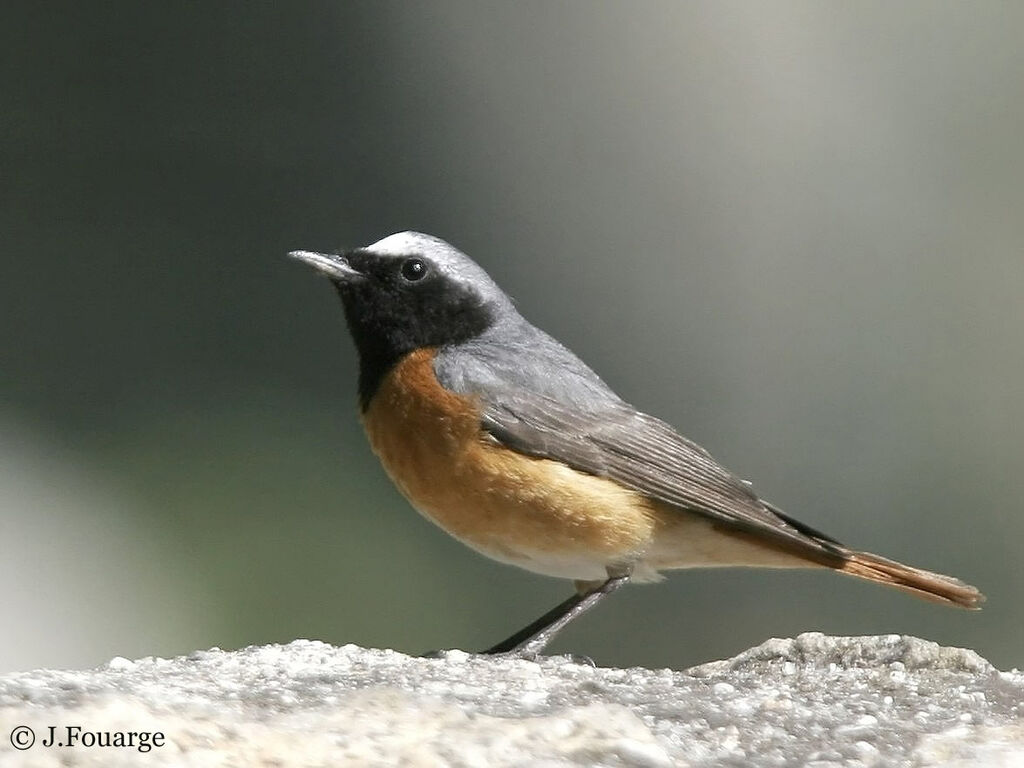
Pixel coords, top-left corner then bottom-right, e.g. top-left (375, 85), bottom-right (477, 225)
top-left (839, 551), bottom-right (985, 609)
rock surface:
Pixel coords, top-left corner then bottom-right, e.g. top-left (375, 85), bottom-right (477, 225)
top-left (0, 633), bottom-right (1021, 767)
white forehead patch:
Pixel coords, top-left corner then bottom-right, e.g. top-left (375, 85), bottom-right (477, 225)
top-left (362, 231), bottom-right (512, 308)
top-left (365, 231), bottom-right (436, 257)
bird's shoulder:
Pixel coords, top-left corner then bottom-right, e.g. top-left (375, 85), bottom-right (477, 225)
top-left (432, 322), bottom-right (721, 472)
top-left (433, 320), bottom-right (622, 415)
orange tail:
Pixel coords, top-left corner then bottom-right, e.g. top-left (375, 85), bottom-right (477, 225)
top-left (838, 551), bottom-right (984, 609)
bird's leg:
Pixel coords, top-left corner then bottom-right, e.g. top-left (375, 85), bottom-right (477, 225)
top-left (482, 571), bottom-right (631, 657)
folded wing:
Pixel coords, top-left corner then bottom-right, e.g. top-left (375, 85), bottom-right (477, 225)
top-left (480, 388), bottom-right (848, 566)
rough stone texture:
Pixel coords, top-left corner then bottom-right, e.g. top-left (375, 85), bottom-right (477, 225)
top-left (0, 633), bottom-right (1021, 767)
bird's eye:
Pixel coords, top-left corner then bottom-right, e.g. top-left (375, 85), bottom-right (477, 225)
top-left (401, 258), bottom-right (427, 282)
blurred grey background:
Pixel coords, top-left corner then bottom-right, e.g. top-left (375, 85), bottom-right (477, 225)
top-left (3, 2), bottom-right (1022, 673)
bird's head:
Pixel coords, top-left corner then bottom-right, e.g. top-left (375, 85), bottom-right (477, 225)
top-left (290, 232), bottom-right (515, 403)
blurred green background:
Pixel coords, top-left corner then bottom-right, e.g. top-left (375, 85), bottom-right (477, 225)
top-left (3, 2), bottom-right (1022, 674)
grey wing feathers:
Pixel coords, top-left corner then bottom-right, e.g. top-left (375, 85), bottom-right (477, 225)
top-left (481, 392), bottom-right (845, 561)
top-left (435, 333), bottom-right (846, 563)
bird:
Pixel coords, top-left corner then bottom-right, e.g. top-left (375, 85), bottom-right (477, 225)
top-left (288, 232), bottom-right (984, 657)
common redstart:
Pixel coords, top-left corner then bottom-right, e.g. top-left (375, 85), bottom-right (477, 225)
top-left (289, 232), bottom-right (983, 657)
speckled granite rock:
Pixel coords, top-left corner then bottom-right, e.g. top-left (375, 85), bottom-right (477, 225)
top-left (0, 633), bottom-right (1021, 767)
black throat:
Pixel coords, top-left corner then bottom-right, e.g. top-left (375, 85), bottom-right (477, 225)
top-left (354, 342), bottom-right (405, 412)
top-left (334, 282), bottom-right (495, 410)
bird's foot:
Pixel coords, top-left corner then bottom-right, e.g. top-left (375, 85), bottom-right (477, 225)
top-left (420, 648), bottom-right (594, 666)
top-left (479, 649), bottom-right (596, 666)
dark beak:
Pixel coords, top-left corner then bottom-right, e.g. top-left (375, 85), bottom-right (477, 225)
top-left (288, 250), bottom-right (363, 281)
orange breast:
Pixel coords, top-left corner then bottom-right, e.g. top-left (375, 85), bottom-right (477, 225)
top-left (360, 349), bottom-right (659, 581)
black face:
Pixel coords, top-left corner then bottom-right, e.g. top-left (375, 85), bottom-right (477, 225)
top-left (333, 249), bottom-right (496, 408)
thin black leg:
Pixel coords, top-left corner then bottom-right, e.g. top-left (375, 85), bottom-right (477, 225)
top-left (482, 574), bottom-right (630, 656)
